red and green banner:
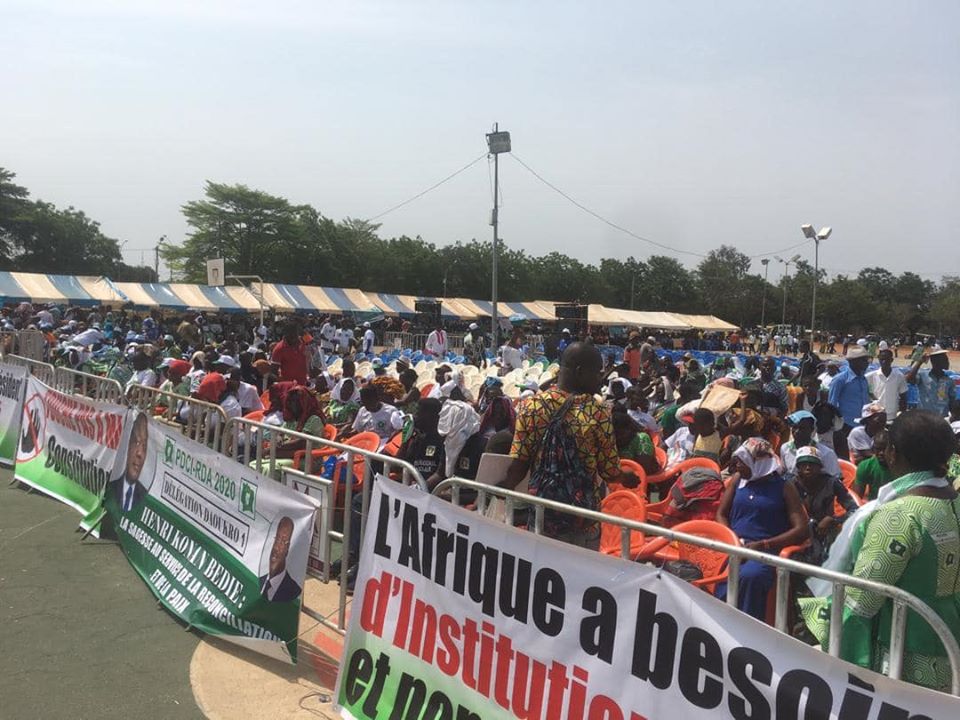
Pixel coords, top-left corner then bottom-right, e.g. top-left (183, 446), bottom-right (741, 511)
top-left (14, 375), bottom-right (126, 534)
top-left (336, 481), bottom-right (959, 719)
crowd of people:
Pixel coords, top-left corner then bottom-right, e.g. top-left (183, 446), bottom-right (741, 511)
top-left (6, 301), bottom-right (960, 692)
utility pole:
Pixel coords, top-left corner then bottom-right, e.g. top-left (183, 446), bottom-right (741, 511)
top-left (155, 235), bottom-right (166, 282)
top-left (486, 125), bottom-right (511, 350)
top-left (760, 258), bottom-right (770, 327)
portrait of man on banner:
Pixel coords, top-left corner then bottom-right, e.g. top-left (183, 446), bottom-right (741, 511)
top-left (259, 516), bottom-right (302, 603)
top-left (109, 412), bottom-right (152, 513)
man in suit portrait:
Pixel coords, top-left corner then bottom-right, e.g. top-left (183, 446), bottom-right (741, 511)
top-left (259, 516), bottom-right (301, 602)
top-left (111, 412), bottom-right (149, 513)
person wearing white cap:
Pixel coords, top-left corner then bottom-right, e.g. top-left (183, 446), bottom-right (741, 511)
top-left (847, 402), bottom-right (887, 464)
top-left (827, 346), bottom-right (871, 459)
top-left (319, 316), bottom-right (337, 354)
top-left (361, 322), bottom-right (375, 355)
top-left (866, 347), bottom-right (907, 424)
top-left (906, 345), bottom-right (955, 417)
top-left (463, 322), bottom-right (486, 369)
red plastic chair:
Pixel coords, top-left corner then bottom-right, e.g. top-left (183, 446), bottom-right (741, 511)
top-left (634, 520), bottom-right (739, 593)
top-left (599, 491), bottom-right (647, 559)
top-left (645, 456), bottom-right (722, 500)
top-left (291, 425), bottom-right (360, 474)
top-left (607, 459), bottom-right (648, 501)
top-left (243, 409), bottom-right (265, 422)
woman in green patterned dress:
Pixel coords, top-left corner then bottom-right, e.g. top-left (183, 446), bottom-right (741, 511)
top-left (800, 410), bottom-right (960, 691)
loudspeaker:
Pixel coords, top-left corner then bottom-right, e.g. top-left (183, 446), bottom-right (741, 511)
top-left (555, 303), bottom-right (588, 336)
top-left (415, 300), bottom-right (442, 326)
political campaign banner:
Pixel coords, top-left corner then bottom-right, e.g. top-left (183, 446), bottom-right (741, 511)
top-left (104, 410), bottom-right (319, 663)
top-left (335, 481), bottom-right (960, 719)
top-left (0, 362), bottom-right (28, 465)
top-left (14, 375), bottom-right (126, 534)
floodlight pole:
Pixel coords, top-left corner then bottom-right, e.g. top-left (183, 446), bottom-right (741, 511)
top-left (486, 124), bottom-right (511, 350)
top-left (810, 238), bottom-right (819, 346)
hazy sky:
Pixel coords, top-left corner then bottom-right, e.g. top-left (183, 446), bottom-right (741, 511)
top-left (3, 1), bottom-right (958, 282)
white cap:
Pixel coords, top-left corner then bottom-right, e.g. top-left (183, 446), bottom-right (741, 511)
top-left (363, 322), bottom-right (371, 328)
top-left (469, 322), bottom-right (478, 330)
top-left (845, 346), bottom-right (869, 360)
top-left (878, 340), bottom-right (889, 351)
top-left (213, 354), bottom-right (238, 368)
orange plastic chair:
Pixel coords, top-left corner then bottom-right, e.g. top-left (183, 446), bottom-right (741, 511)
top-left (635, 520), bottom-right (739, 593)
top-left (599, 491), bottom-right (647, 559)
top-left (654, 445), bottom-right (668, 469)
top-left (381, 430), bottom-right (404, 458)
top-left (608, 459), bottom-right (648, 500)
top-left (645, 455), bottom-right (722, 503)
top-left (838, 459), bottom-right (857, 491)
top-left (764, 541), bottom-right (811, 627)
top-left (243, 409), bottom-right (265, 422)
top-left (291, 426), bottom-right (363, 474)
top-left (260, 390), bottom-right (271, 411)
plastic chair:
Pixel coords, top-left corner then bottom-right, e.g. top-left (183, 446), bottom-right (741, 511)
top-left (599, 491), bottom-right (647, 559)
top-left (292, 427), bottom-right (367, 475)
top-left (634, 520), bottom-right (739, 593)
top-left (838, 459), bottom-right (857, 491)
top-left (607, 459), bottom-right (648, 500)
top-left (243, 409), bottom-right (265, 422)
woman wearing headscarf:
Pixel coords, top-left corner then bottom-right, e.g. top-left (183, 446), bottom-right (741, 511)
top-left (479, 394), bottom-right (515, 440)
top-left (800, 411), bottom-right (960, 691)
top-left (328, 359), bottom-right (361, 424)
top-left (716, 437), bottom-right (809, 619)
top-left (275, 386), bottom-right (326, 459)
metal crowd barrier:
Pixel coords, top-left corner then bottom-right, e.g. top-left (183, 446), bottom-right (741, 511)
top-left (3, 353), bottom-right (56, 385)
top-left (433, 477), bottom-right (960, 695)
top-left (125, 383), bottom-right (229, 448)
top-left (0, 330), bottom-right (47, 361)
top-left (222, 417), bottom-right (427, 634)
top-left (53, 366), bottom-right (124, 402)
top-left (384, 331), bottom-right (412, 350)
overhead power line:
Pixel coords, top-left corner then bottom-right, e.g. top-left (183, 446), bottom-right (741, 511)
top-left (366, 152), bottom-right (488, 222)
top-left (510, 153), bottom-right (708, 258)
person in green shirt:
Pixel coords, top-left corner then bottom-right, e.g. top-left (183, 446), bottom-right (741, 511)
top-left (800, 410), bottom-right (960, 692)
top-left (853, 429), bottom-right (893, 500)
top-left (613, 408), bottom-right (659, 475)
top-left (657, 378), bottom-right (701, 440)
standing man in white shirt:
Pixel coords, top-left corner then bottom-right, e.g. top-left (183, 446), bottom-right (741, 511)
top-left (319, 316), bottom-right (337, 355)
top-left (335, 319), bottom-right (355, 356)
top-left (361, 322), bottom-right (376, 355)
top-left (424, 323), bottom-right (448, 358)
top-left (866, 347), bottom-right (907, 423)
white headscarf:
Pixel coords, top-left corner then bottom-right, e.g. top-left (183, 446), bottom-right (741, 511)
top-left (733, 437), bottom-right (782, 486)
top-left (437, 400), bottom-right (481, 477)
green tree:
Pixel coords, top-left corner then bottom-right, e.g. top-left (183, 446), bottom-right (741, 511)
top-left (638, 256), bottom-right (700, 312)
top-left (15, 201), bottom-right (122, 275)
top-left (696, 245), bottom-right (752, 323)
top-left (164, 181), bottom-right (306, 282)
top-left (0, 168), bottom-right (32, 264)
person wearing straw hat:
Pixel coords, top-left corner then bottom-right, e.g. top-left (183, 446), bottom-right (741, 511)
top-left (906, 345), bottom-right (955, 417)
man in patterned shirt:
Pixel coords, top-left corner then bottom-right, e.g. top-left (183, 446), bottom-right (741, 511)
top-left (503, 342), bottom-right (633, 548)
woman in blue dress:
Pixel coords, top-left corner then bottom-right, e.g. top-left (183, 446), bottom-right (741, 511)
top-left (716, 437), bottom-right (809, 619)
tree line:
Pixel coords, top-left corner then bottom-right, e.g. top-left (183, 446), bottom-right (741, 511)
top-left (2, 168), bottom-right (957, 336)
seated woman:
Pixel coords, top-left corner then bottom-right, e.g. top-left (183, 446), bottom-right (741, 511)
top-left (612, 407), bottom-right (660, 475)
top-left (800, 411), bottom-right (960, 692)
top-left (274, 386), bottom-right (326, 460)
top-left (328, 359), bottom-right (361, 424)
top-left (478, 393), bottom-right (515, 440)
top-left (716, 437), bottom-right (809, 619)
top-left (791, 446), bottom-right (858, 565)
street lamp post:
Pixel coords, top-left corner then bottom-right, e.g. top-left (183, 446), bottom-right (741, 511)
top-left (775, 254), bottom-right (801, 327)
top-left (486, 125), bottom-right (511, 350)
top-left (760, 258), bottom-right (770, 328)
top-left (801, 224), bottom-right (832, 347)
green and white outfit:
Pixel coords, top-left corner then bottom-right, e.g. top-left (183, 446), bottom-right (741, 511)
top-left (800, 471), bottom-right (960, 691)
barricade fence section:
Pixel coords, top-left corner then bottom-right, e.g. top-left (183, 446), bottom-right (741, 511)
top-left (3, 353), bottom-right (55, 385)
top-left (125, 383), bottom-right (228, 448)
top-left (53, 366), bottom-right (123, 403)
top-left (222, 416), bottom-right (428, 634)
top-left (432, 477), bottom-right (960, 696)
top-left (0, 330), bottom-right (47, 361)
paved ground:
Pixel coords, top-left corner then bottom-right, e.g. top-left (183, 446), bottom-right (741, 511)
top-left (0, 470), bottom-right (202, 719)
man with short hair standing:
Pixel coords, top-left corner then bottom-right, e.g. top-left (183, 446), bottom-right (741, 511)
top-left (424, 322), bottom-right (447, 358)
top-left (867, 347), bottom-right (907, 422)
